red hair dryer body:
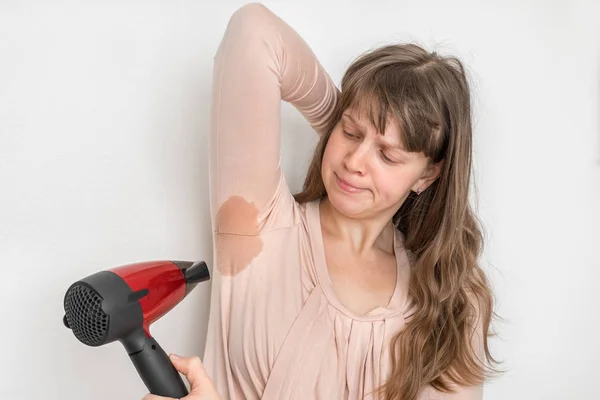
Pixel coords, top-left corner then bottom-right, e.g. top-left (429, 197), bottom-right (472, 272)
top-left (63, 260), bottom-right (210, 398)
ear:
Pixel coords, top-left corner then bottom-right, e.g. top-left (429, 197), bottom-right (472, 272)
top-left (412, 159), bottom-right (443, 194)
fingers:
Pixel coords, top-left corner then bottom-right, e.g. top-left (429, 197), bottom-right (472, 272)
top-left (169, 354), bottom-right (216, 395)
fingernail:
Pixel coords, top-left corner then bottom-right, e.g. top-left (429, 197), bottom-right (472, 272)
top-left (169, 353), bottom-right (182, 360)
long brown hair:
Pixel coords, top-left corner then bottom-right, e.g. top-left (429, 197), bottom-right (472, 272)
top-left (293, 43), bottom-right (499, 399)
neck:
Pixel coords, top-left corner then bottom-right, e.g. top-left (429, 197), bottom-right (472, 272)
top-left (319, 197), bottom-right (396, 258)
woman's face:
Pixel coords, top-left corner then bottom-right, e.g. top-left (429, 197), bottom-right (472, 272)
top-left (320, 108), bottom-right (441, 220)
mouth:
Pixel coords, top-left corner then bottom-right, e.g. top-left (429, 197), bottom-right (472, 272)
top-left (335, 173), bottom-right (364, 194)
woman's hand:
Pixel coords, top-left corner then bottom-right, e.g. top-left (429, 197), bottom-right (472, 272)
top-left (142, 354), bottom-right (221, 400)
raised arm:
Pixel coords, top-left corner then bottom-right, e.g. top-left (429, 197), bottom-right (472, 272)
top-left (208, 3), bottom-right (339, 232)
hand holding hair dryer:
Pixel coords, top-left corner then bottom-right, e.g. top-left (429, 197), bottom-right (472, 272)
top-left (62, 260), bottom-right (210, 398)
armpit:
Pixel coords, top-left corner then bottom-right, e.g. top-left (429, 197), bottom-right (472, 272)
top-left (215, 195), bottom-right (264, 276)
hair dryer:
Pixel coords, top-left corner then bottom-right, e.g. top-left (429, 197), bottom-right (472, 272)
top-left (62, 260), bottom-right (210, 398)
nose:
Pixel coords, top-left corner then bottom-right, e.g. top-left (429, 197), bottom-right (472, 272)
top-left (343, 143), bottom-right (368, 175)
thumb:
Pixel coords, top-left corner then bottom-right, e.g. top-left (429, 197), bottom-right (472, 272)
top-left (169, 354), bottom-right (215, 394)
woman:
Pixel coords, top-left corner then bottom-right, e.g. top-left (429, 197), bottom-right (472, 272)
top-left (144, 3), bottom-right (498, 400)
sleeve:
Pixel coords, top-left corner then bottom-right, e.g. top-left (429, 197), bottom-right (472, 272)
top-left (202, 4), bottom-right (339, 398)
top-left (208, 2), bottom-right (340, 234)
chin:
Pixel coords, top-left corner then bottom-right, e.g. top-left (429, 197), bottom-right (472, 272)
top-left (325, 185), bottom-right (370, 218)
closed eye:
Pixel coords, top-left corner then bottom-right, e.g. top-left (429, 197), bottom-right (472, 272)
top-left (381, 152), bottom-right (395, 163)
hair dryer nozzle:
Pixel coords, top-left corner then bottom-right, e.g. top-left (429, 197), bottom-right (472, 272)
top-left (172, 261), bottom-right (210, 297)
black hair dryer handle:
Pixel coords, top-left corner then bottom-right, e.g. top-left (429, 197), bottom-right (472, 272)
top-left (125, 331), bottom-right (188, 398)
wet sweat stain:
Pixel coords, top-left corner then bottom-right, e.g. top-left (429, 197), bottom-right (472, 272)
top-left (215, 196), bottom-right (264, 276)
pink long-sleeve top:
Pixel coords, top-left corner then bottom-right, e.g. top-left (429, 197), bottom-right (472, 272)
top-left (202, 4), bottom-right (483, 400)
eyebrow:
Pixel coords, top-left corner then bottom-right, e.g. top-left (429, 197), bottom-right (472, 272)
top-left (342, 112), bottom-right (360, 125)
top-left (343, 113), bottom-right (406, 151)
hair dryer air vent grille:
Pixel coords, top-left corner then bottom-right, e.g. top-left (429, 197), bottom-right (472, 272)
top-left (64, 284), bottom-right (109, 346)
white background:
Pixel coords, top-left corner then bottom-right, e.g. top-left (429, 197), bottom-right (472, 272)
top-left (1, 0), bottom-right (599, 399)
